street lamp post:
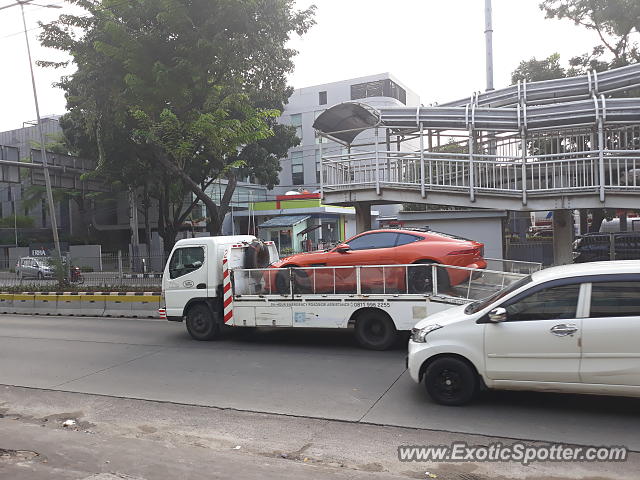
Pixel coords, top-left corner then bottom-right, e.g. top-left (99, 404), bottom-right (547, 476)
top-left (3, 0), bottom-right (63, 260)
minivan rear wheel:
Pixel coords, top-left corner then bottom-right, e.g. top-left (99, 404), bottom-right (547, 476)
top-left (424, 356), bottom-right (478, 406)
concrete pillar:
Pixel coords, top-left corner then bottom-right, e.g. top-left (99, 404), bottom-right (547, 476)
top-left (354, 202), bottom-right (372, 234)
top-left (552, 209), bottom-right (574, 265)
top-left (620, 211), bottom-right (628, 232)
top-left (579, 209), bottom-right (588, 235)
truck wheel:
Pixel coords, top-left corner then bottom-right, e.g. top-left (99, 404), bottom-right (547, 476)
top-left (354, 310), bottom-right (397, 350)
top-left (424, 357), bottom-right (478, 406)
top-left (185, 304), bottom-right (220, 341)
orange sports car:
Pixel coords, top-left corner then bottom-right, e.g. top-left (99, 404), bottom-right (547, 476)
top-left (267, 229), bottom-right (486, 294)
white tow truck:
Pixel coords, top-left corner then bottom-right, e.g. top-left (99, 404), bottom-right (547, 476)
top-left (160, 235), bottom-right (536, 350)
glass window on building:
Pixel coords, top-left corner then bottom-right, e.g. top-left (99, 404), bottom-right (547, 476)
top-left (290, 113), bottom-right (302, 140)
top-left (291, 151), bottom-right (304, 185)
top-left (319, 91), bottom-right (327, 105)
top-left (269, 229), bottom-right (292, 252)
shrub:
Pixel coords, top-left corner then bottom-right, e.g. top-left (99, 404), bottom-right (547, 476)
top-left (0, 215), bottom-right (34, 228)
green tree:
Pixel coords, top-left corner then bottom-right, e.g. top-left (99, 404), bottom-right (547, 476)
top-left (511, 53), bottom-right (566, 83)
top-left (40, 0), bottom-right (314, 251)
top-left (540, 0), bottom-right (640, 70)
top-left (511, 1), bottom-right (640, 232)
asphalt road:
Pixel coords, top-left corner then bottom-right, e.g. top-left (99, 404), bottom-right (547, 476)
top-left (2, 314), bottom-right (640, 451)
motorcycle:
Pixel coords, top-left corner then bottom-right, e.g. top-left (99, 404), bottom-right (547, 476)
top-left (69, 266), bottom-right (84, 284)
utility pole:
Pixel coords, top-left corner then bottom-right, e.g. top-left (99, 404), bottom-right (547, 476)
top-left (6, 0), bottom-right (64, 260)
top-left (484, 0), bottom-right (494, 91)
top-left (13, 188), bottom-right (18, 246)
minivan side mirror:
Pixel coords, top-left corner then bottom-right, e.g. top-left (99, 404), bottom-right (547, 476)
top-left (335, 243), bottom-right (350, 253)
top-left (488, 307), bottom-right (507, 323)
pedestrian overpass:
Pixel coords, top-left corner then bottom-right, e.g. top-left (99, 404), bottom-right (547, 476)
top-left (314, 63), bottom-right (640, 212)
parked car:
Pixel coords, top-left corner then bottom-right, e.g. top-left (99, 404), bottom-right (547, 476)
top-left (269, 229), bottom-right (486, 294)
top-left (15, 257), bottom-right (55, 279)
top-left (408, 260), bottom-right (640, 405)
top-left (573, 232), bottom-right (640, 262)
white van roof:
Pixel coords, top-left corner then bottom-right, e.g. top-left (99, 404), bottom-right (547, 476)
top-left (532, 260), bottom-right (640, 284)
top-left (174, 235), bottom-right (257, 247)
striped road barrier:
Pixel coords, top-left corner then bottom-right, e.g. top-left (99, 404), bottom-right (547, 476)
top-left (0, 292), bottom-right (161, 318)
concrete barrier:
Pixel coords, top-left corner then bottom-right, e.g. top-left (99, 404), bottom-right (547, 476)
top-left (56, 294), bottom-right (86, 316)
top-left (102, 294), bottom-right (133, 317)
top-left (0, 292), bottom-right (160, 318)
top-left (12, 294), bottom-right (35, 314)
top-left (0, 294), bottom-right (13, 314)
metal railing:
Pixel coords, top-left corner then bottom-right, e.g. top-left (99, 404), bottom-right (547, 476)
top-left (0, 272), bottom-right (161, 289)
top-left (318, 64), bottom-right (640, 206)
top-left (232, 262), bottom-right (528, 302)
top-left (323, 146), bottom-right (640, 200)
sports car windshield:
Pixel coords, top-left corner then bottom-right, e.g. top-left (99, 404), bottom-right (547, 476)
top-left (464, 275), bottom-right (532, 314)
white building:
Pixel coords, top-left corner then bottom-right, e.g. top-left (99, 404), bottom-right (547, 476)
top-left (276, 73), bottom-right (421, 216)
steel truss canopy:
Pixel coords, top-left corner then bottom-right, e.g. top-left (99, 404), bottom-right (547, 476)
top-left (312, 102), bottom-right (380, 144)
top-left (313, 63), bottom-right (640, 143)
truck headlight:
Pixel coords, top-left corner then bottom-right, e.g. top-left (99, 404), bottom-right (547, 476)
top-left (411, 324), bottom-right (443, 343)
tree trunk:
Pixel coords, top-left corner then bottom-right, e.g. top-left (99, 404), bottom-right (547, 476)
top-left (155, 152), bottom-right (221, 232)
top-left (208, 172), bottom-right (237, 236)
top-left (153, 150), bottom-right (240, 238)
top-left (156, 179), bottom-right (199, 255)
top-left (142, 185), bottom-right (152, 261)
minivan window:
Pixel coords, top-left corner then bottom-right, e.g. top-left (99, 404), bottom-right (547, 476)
top-left (590, 281), bottom-right (640, 318)
top-left (503, 284), bottom-right (580, 321)
top-left (464, 275), bottom-right (532, 314)
top-left (168, 247), bottom-right (205, 279)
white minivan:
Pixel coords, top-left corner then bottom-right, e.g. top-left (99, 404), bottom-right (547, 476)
top-left (408, 260), bottom-right (640, 405)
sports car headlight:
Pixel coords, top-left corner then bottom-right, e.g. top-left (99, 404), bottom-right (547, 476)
top-left (410, 324), bottom-right (443, 343)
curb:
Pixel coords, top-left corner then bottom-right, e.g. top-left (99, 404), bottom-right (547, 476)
top-left (0, 292), bottom-right (161, 319)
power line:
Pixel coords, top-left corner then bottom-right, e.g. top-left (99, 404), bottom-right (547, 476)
top-left (0, 0), bottom-right (188, 40)
top-left (0, 0), bottom-right (66, 39)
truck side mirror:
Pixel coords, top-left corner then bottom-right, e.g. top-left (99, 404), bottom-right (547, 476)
top-left (488, 307), bottom-right (507, 323)
top-left (335, 243), bottom-right (350, 253)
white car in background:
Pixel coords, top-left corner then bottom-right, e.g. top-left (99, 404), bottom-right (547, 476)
top-left (15, 256), bottom-right (55, 280)
top-left (408, 260), bottom-right (640, 405)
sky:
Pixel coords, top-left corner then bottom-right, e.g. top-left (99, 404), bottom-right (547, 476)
top-left (0, 0), bottom-right (605, 132)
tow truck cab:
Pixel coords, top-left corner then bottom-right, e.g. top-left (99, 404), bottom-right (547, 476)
top-left (162, 235), bottom-right (276, 324)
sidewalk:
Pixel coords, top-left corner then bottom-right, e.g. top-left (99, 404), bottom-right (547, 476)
top-left (0, 385), bottom-right (637, 480)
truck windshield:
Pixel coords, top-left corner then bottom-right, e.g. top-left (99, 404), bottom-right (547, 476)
top-left (464, 275), bottom-right (532, 315)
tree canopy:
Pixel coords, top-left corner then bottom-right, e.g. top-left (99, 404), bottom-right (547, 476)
top-left (540, 0), bottom-right (640, 70)
top-left (511, 53), bottom-right (566, 83)
top-left (40, 0), bottom-right (314, 250)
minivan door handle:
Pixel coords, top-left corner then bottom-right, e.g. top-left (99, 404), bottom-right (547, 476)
top-left (196, 283), bottom-right (207, 289)
top-left (550, 323), bottom-right (578, 336)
